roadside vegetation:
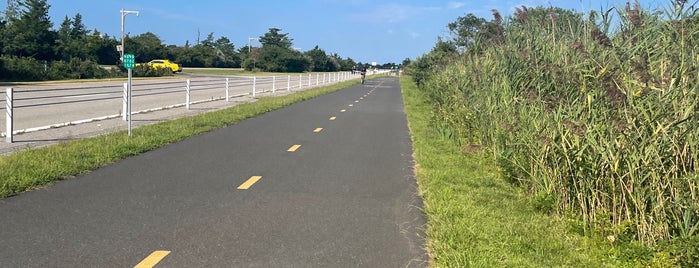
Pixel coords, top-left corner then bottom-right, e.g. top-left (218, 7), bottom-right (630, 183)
top-left (406, 0), bottom-right (698, 266)
top-left (401, 76), bottom-right (625, 267)
top-left (0, 79), bottom-right (360, 198)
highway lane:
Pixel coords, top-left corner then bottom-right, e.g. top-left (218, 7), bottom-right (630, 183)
top-left (1, 73), bottom-right (353, 134)
top-left (0, 77), bottom-right (427, 267)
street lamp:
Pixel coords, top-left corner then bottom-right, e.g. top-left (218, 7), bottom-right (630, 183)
top-left (120, 9), bottom-right (139, 62)
top-left (248, 37), bottom-right (259, 71)
top-left (248, 37), bottom-right (258, 53)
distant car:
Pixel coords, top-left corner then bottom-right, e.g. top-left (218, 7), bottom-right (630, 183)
top-left (136, 59), bottom-right (182, 73)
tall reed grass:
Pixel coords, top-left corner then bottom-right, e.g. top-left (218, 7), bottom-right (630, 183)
top-left (415, 0), bottom-right (699, 257)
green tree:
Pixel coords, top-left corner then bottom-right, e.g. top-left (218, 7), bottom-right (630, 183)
top-left (305, 45), bottom-right (335, 71)
top-left (55, 15), bottom-right (73, 60)
top-left (447, 13), bottom-right (487, 49)
top-left (253, 28), bottom-right (307, 72)
top-left (187, 33), bottom-right (217, 67)
top-left (126, 32), bottom-right (167, 62)
top-left (70, 13), bottom-right (87, 38)
top-left (259, 27), bottom-right (293, 49)
top-left (407, 38), bottom-right (457, 86)
top-left (338, 56), bottom-right (356, 71)
top-left (54, 13), bottom-right (89, 61)
top-left (86, 30), bottom-right (119, 65)
top-left (213, 36), bottom-right (239, 67)
top-left (3, 0), bottom-right (20, 21)
top-left (2, 0), bottom-right (55, 60)
top-left (257, 45), bottom-right (308, 72)
top-left (402, 57), bottom-right (412, 67)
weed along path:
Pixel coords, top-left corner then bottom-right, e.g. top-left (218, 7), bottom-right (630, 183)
top-left (0, 77), bottom-right (428, 267)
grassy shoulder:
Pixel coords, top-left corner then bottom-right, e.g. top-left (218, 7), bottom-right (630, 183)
top-left (400, 76), bottom-right (624, 267)
top-left (0, 78), bottom-right (360, 198)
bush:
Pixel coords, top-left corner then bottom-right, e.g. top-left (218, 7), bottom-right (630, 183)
top-left (131, 65), bottom-right (173, 77)
top-left (417, 3), bottom-right (699, 265)
top-left (0, 56), bottom-right (47, 81)
top-left (1, 56), bottom-right (115, 81)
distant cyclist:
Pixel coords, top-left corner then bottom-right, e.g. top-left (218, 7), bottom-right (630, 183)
top-left (360, 67), bottom-right (367, 84)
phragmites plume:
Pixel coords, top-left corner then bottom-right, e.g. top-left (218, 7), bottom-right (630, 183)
top-left (514, 5), bottom-right (528, 23)
top-left (625, 1), bottom-right (642, 28)
top-left (492, 9), bottom-right (502, 25)
top-left (549, 10), bottom-right (558, 23)
top-left (591, 28), bottom-right (612, 47)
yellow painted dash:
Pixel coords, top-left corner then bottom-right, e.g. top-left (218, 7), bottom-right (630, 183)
top-left (288, 144), bottom-right (301, 152)
top-left (348, 104), bottom-right (353, 107)
top-left (330, 116), bottom-right (337, 121)
top-left (340, 109), bottom-right (346, 112)
top-left (134, 250), bottom-right (170, 268)
top-left (237, 176), bottom-right (262, 190)
top-left (314, 128), bottom-right (323, 133)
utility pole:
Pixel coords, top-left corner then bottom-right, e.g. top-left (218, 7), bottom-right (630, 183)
top-left (119, 9), bottom-right (139, 62)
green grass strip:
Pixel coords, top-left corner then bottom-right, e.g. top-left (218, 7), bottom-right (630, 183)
top-left (400, 76), bottom-right (622, 267)
top-left (0, 79), bottom-right (360, 198)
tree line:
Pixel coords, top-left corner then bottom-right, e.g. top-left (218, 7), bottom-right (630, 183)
top-left (0, 0), bottom-right (397, 81)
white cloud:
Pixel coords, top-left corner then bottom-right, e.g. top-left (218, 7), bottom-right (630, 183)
top-left (349, 3), bottom-right (441, 24)
top-left (448, 2), bottom-right (466, 9)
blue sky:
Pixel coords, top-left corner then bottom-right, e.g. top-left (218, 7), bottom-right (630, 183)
top-left (4, 0), bottom-right (663, 64)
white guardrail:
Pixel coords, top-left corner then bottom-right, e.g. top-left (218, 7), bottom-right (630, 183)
top-left (2, 71), bottom-right (387, 143)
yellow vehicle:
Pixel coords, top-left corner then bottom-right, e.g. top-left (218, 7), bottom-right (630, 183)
top-left (136, 59), bottom-right (182, 73)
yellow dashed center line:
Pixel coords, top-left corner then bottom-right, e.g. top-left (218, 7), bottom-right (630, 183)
top-left (288, 144), bottom-right (301, 152)
top-left (314, 128), bottom-right (323, 133)
top-left (340, 109), bottom-right (346, 112)
top-left (330, 116), bottom-right (337, 120)
top-left (134, 250), bottom-right (170, 268)
top-left (237, 176), bottom-right (262, 190)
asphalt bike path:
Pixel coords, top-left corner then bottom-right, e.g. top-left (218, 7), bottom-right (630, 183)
top-left (0, 77), bottom-right (427, 267)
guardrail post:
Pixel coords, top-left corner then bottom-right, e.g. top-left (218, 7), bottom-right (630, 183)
top-left (308, 74), bottom-right (311, 87)
top-left (287, 75), bottom-right (291, 91)
top-left (5, 88), bottom-right (13, 143)
top-left (122, 82), bottom-right (127, 121)
top-left (272, 76), bottom-right (276, 93)
top-left (316, 74), bottom-right (319, 86)
top-left (252, 76), bottom-right (257, 97)
top-left (186, 79), bottom-right (191, 110)
top-left (298, 74), bottom-right (302, 89)
top-left (323, 73), bottom-right (326, 84)
top-left (225, 77), bottom-right (230, 102)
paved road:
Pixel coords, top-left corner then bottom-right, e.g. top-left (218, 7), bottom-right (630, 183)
top-left (1, 72), bottom-right (354, 135)
top-left (0, 73), bottom-right (359, 155)
top-left (0, 77), bottom-right (427, 267)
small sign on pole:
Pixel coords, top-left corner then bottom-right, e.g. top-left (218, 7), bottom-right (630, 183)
top-left (123, 53), bottom-right (134, 136)
top-left (123, 53), bottom-right (135, 69)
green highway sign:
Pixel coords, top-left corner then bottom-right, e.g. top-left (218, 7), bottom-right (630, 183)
top-left (123, 54), bottom-right (135, 69)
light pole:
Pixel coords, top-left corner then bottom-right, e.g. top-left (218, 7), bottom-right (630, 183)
top-left (120, 9), bottom-right (139, 62)
top-left (248, 37), bottom-right (258, 71)
top-left (248, 37), bottom-right (258, 53)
